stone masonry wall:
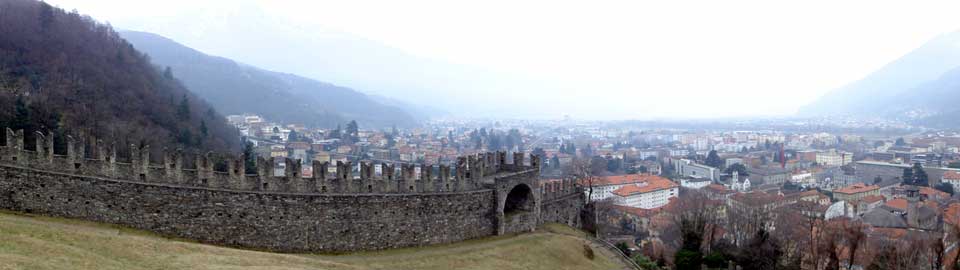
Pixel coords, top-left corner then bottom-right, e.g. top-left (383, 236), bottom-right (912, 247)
top-left (541, 193), bottom-right (584, 228)
top-left (0, 164), bottom-right (496, 252)
top-left (0, 128), bottom-right (584, 252)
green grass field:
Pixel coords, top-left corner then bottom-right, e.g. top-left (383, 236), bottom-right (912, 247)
top-left (0, 211), bottom-right (626, 270)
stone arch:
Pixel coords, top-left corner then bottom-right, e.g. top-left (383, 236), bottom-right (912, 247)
top-left (496, 180), bottom-right (540, 235)
top-left (503, 183), bottom-right (534, 215)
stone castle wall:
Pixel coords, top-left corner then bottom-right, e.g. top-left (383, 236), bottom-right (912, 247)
top-left (0, 128), bottom-right (585, 252)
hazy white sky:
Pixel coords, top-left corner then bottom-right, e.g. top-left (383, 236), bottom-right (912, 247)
top-left (47, 0), bottom-right (960, 119)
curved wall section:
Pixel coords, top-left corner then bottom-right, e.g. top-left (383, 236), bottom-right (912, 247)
top-left (0, 164), bottom-right (496, 252)
top-left (0, 128), bottom-right (585, 253)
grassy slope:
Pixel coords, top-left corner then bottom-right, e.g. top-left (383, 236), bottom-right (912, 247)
top-left (0, 211), bottom-right (624, 270)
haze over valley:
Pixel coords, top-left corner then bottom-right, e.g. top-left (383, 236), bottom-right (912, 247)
top-left (6, 1), bottom-right (960, 270)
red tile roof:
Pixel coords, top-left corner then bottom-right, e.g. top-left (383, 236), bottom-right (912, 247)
top-left (919, 186), bottom-right (950, 199)
top-left (611, 177), bottom-right (677, 197)
top-left (613, 205), bottom-right (659, 217)
top-left (584, 174), bottom-right (671, 186)
top-left (884, 198), bottom-right (908, 211)
top-left (943, 171), bottom-right (960, 180)
top-left (861, 195), bottom-right (885, 204)
top-left (834, 183), bottom-right (879, 194)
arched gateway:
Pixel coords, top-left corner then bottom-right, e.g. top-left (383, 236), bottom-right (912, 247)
top-left (495, 172), bottom-right (541, 235)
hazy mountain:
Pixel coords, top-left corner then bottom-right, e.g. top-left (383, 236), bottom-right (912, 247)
top-left (108, 3), bottom-right (563, 119)
top-left (120, 31), bottom-right (418, 128)
top-left (900, 66), bottom-right (960, 128)
top-left (0, 0), bottom-right (238, 152)
top-left (800, 30), bottom-right (960, 118)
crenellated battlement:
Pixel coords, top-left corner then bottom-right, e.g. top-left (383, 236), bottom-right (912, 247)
top-left (0, 128), bottom-right (585, 253)
top-left (540, 178), bottom-right (579, 201)
top-left (0, 128), bottom-right (558, 196)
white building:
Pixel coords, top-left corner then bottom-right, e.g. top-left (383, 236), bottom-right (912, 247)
top-left (610, 176), bottom-right (679, 209)
top-left (674, 159), bottom-right (720, 182)
top-left (583, 174), bottom-right (675, 203)
top-left (816, 150), bottom-right (853, 167)
top-left (791, 171), bottom-right (815, 184)
top-left (681, 178), bottom-right (712, 189)
top-left (729, 171), bottom-right (751, 192)
top-left (731, 178), bottom-right (751, 192)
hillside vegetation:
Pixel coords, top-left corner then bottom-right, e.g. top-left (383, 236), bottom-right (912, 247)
top-left (0, 0), bottom-right (238, 153)
top-left (0, 211), bottom-right (626, 270)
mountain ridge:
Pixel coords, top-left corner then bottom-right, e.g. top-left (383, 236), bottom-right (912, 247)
top-left (120, 31), bottom-right (418, 128)
top-left (799, 30), bottom-right (960, 118)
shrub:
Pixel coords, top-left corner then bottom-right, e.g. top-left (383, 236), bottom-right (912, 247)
top-left (582, 244), bottom-right (595, 260)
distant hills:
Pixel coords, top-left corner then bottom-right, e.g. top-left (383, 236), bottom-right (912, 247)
top-left (120, 31), bottom-right (418, 128)
top-left (0, 0), bottom-right (238, 152)
top-left (108, 3), bottom-right (555, 119)
top-left (801, 30), bottom-right (960, 127)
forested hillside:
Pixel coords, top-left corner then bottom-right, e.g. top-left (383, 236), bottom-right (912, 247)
top-left (120, 31), bottom-right (418, 128)
top-left (0, 0), bottom-right (238, 153)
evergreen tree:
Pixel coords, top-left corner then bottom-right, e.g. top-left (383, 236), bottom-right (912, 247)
top-left (287, 130), bottom-right (298, 142)
top-left (38, 1), bottom-right (54, 30)
top-left (902, 168), bottom-right (914, 185)
top-left (11, 96), bottom-right (32, 131)
top-left (705, 150), bottom-right (723, 168)
top-left (912, 163), bottom-right (929, 187)
top-left (895, 137), bottom-right (906, 146)
top-left (243, 140), bottom-right (257, 174)
top-left (176, 95), bottom-right (190, 121)
top-left (177, 129), bottom-right (193, 146)
top-left (163, 66), bottom-right (174, 80)
top-left (345, 120), bottom-right (359, 142)
top-left (724, 163), bottom-right (749, 176)
top-left (200, 120), bottom-right (208, 138)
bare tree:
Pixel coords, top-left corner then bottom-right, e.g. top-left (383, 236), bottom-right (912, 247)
top-left (842, 221), bottom-right (866, 270)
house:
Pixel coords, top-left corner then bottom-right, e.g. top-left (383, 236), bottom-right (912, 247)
top-left (943, 171), bottom-right (960, 188)
top-left (269, 145), bottom-right (287, 158)
top-left (313, 151), bottom-right (331, 163)
top-left (833, 183), bottom-right (881, 202)
top-left (704, 184), bottom-right (736, 201)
